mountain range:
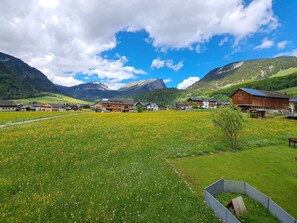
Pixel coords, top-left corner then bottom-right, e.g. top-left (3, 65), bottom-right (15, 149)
top-left (0, 52), bottom-right (58, 99)
top-left (58, 79), bottom-right (166, 101)
top-left (0, 51), bottom-right (296, 104)
top-left (0, 52), bottom-right (166, 101)
top-left (189, 56), bottom-right (297, 90)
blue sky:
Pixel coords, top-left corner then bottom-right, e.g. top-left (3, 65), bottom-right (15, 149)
top-left (0, 0), bottom-right (297, 89)
top-left (96, 0), bottom-right (297, 89)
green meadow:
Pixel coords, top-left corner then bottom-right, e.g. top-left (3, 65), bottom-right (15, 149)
top-left (0, 111), bottom-right (296, 222)
top-left (13, 93), bottom-right (92, 105)
top-left (0, 111), bottom-right (76, 125)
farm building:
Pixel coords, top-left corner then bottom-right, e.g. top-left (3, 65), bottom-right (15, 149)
top-left (134, 102), bottom-right (159, 111)
top-left (93, 99), bottom-right (134, 112)
top-left (230, 88), bottom-right (289, 110)
top-left (0, 100), bottom-right (17, 111)
top-left (187, 98), bottom-right (218, 109)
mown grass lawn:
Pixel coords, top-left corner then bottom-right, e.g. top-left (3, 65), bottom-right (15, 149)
top-left (0, 111), bottom-right (296, 222)
top-left (171, 146), bottom-right (297, 219)
top-left (216, 193), bottom-right (279, 223)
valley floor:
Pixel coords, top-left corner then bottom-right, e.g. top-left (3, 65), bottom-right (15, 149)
top-left (0, 111), bottom-right (296, 222)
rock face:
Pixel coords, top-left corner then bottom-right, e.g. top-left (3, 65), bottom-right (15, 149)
top-left (119, 79), bottom-right (166, 92)
top-left (188, 56), bottom-right (297, 90)
top-left (117, 79), bottom-right (166, 98)
top-left (57, 82), bottom-right (118, 101)
top-left (0, 52), bottom-right (58, 99)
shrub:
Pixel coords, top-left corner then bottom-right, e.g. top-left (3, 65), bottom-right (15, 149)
top-left (212, 105), bottom-right (245, 150)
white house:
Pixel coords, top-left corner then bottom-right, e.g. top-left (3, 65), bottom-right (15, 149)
top-left (146, 103), bottom-right (159, 111)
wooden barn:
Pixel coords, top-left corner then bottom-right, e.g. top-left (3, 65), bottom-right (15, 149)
top-left (93, 99), bottom-right (134, 112)
top-left (230, 88), bottom-right (289, 110)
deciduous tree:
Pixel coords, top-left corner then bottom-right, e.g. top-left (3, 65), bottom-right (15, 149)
top-left (212, 105), bottom-right (244, 150)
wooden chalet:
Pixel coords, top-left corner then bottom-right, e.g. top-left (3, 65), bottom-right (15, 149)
top-left (230, 88), bottom-right (289, 110)
top-left (0, 100), bottom-right (17, 111)
top-left (187, 98), bottom-right (218, 109)
top-left (40, 104), bottom-right (53, 112)
top-left (93, 99), bottom-right (134, 112)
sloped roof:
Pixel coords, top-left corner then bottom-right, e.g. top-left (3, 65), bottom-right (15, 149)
top-left (0, 100), bottom-right (17, 106)
top-left (188, 98), bottom-right (204, 101)
top-left (135, 101), bottom-right (149, 106)
top-left (100, 98), bottom-right (134, 105)
top-left (290, 98), bottom-right (297, 103)
top-left (236, 88), bottom-right (289, 99)
top-left (147, 103), bottom-right (158, 107)
top-left (188, 98), bottom-right (217, 102)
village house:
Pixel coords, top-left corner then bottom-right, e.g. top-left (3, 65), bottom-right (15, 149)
top-left (134, 102), bottom-right (159, 111)
top-left (40, 104), bottom-right (53, 112)
top-left (146, 103), bottom-right (159, 111)
top-left (172, 103), bottom-right (192, 110)
top-left (93, 98), bottom-right (134, 112)
top-left (134, 102), bottom-right (149, 110)
top-left (217, 101), bottom-right (230, 107)
top-left (20, 105), bottom-right (36, 111)
top-left (230, 88), bottom-right (289, 111)
top-left (32, 103), bottom-right (42, 111)
top-left (158, 105), bottom-right (167, 110)
top-left (52, 104), bottom-right (67, 111)
top-left (187, 98), bottom-right (218, 109)
top-left (0, 100), bottom-right (17, 111)
top-left (68, 104), bottom-right (79, 111)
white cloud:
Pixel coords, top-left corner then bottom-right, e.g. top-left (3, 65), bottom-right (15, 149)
top-left (0, 0), bottom-right (278, 86)
top-left (38, 0), bottom-right (59, 8)
top-left (254, 38), bottom-right (274, 50)
top-left (151, 58), bottom-right (183, 71)
top-left (165, 60), bottom-right (183, 72)
top-left (82, 56), bottom-right (146, 89)
top-left (163, 78), bottom-right (172, 83)
top-left (275, 49), bottom-right (297, 57)
top-left (277, 41), bottom-right (288, 50)
top-left (219, 37), bottom-right (229, 46)
top-left (103, 82), bottom-right (126, 90)
top-left (177, 76), bottom-right (200, 89)
top-left (151, 58), bottom-right (165, 69)
top-left (195, 45), bottom-right (207, 53)
top-left (50, 76), bottom-right (84, 87)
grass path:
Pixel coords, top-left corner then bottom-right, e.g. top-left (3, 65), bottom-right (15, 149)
top-left (0, 111), bottom-right (76, 125)
top-left (0, 112), bottom-right (85, 128)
